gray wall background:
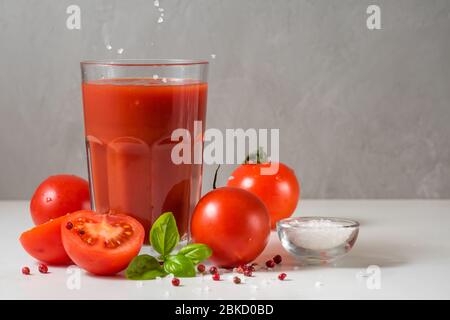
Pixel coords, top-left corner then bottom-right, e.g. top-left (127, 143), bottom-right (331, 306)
top-left (1, 0), bottom-right (449, 199)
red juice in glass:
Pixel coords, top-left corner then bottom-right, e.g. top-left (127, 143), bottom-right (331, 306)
top-left (80, 60), bottom-right (208, 241)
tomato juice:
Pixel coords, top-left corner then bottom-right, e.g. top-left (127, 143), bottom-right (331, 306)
top-left (82, 78), bottom-right (207, 240)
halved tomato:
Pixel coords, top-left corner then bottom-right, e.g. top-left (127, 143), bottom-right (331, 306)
top-left (61, 210), bottom-right (144, 276)
top-left (20, 215), bottom-right (72, 265)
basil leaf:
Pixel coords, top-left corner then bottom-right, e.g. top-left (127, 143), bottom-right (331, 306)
top-left (177, 243), bottom-right (212, 264)
top-left (150, 212), bottom-right (179, 257)
top-left (163, 254), bottom-right (196, 277)
top-left (125, 254), bottom-right (167, 280)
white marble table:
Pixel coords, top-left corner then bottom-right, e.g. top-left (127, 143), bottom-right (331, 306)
top-left (1, 200), bottom-right (449, 300)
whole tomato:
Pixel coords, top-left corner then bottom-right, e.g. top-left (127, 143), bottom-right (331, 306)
top-left (191, 187), bottom-right (270, 268)
top-left (227, 162), bottom-right (300, 229)
top-left (30, 175), bottom-right (91, 225)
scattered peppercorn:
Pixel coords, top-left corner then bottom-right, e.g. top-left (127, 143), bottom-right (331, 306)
top-left (38, 263), bottom-right (48, 274)
top-left (209, 266), bottom-right (218, 274)
top-left (273, 255), bottom-right (282, 264)
top-left (265, 260), bottom-right (275, 268)
top-left (172, 278), bottom-right (180, 286)
top-left (233, 276), bottom-right (241, 284)
top-left (278, 273), bottom-right (287, 281)
top-left (197, 264), bottom-right (206, 273)
top-left (22, 266), bottom-right (30, 275)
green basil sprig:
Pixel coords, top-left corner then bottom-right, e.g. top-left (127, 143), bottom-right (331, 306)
top-left (125, 212), bottom-right (212, 280)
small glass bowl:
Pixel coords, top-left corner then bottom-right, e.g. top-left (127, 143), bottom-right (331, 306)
top-left (277, 217), bottom-right (359, 265)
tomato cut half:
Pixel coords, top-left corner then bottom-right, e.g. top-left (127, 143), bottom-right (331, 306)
top-left (61, 210), bottom-right (144, 276)
top-left (20, 215), bottom-right (72, 265)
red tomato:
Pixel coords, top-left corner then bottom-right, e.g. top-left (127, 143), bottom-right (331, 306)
top-left (30, 175), bottom-right (90, 225)
top-left (19, 215), bottom-right (72, 265)
top-left (61, 210), bottom-right (144, 275)
top-left (191, 187), bottom-right (270, 268)
top-left (227, 162), bottom-right (300, 229)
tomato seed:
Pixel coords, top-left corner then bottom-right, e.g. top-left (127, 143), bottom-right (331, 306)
top-left (65, 221), bottom-right (73, 230)
top-left (22, 266), bottom-right (30, 275)
top-left (197, 264), bottom-right (206, 273)
top-left (265, 260), bottom-right (275, 268)
top-left (278, 273), bottom-right (287, 280)
top-left (209, 266), bottom-right (218, 274)
top-left (38, 264), bottom-right (48, 274)
top-left (273, 255), bottom-right (282, 264)
top-left (233, 276), bottom-right (241, 284)
top-left (78, 229), bottom-right (85, 235)
top-left (172, 278), bottom-right (180, 286)
top-left (212, 273), bottom-right (220, 281)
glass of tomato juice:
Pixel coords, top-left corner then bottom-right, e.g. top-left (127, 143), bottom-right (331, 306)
top-left (80, 60), bottom-right (208, 242)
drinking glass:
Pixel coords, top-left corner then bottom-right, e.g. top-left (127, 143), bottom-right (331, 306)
top-left (80, 59), bottom-right (208, 242)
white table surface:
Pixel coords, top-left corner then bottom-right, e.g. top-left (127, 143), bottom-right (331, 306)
top-left (1, 200), bottom-right (449, 300)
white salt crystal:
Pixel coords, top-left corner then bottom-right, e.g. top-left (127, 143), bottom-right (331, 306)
top-left (289, 219), bottom-right (356, 250)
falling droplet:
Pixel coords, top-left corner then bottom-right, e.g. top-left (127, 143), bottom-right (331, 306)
top-left (157, 16), bottom-right (164, 23)
top-left (106, 44), bottom-right (112, 50)
top-left (211, 54), bottom-right (216, 59)
top-left (46, 197), bottom-right (52, 203)
top-left (154, 0), bottom-right (159, 7)
top-left (158, 8), bottom-right (164, 12)
top-left (117, 48), bottom-right (124, 54)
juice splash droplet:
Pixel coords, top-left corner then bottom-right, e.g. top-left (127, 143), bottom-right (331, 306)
top-left (153, 74), bottom-right (159, 80)
top-left (154, 0), bottom-right (159, 7)
top-left (106, 44), bottom-right (112, 50)
top-left (157, 16), bottom-right (164, 23)
top-left (211, 54), bottom-right (216, 59)
top-left (117, 48), bottom-right (124, 54)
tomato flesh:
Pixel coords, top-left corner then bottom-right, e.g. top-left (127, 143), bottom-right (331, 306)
top-left (227, 162), bottom-right (300, 229)
top-left (20, 215), bottom-right (72, 265)
top-left (30, 175), bottom-right (90, 225)
top-left (61, 210), bottom-right (144, 275)
top-left (191, 187), bottom-right (270, 268)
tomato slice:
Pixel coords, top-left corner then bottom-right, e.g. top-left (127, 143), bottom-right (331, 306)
top-left (20, 215), bottom-right (72, 265)
top-left (61, 210), bottom-right (144, 276)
